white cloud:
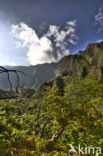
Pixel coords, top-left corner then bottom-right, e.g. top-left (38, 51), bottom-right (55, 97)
top-left (66, 20), bottom-right (77, 27)
top-left (11, 20), bottom-right (78, 65)
top-left (46, 20), bottom-right (78, 57)
top-left (11, 23), bottom-right (54, 65)
top-left (94, 6), bottom-right (103, 33)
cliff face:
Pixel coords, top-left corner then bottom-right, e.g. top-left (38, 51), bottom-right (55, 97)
top-left (58, 41), bottom-right (103, 81)
top-left (0, 41), bottom-right (103, 90)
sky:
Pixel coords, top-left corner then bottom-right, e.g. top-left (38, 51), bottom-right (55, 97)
top-left (0, 0), bottom-right (103, 66)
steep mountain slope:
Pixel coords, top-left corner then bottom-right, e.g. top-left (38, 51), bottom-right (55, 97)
top-left (1, 76), bottom-right (103, 155)
top-left (58, 42), bottom-right (103, 80)
top-left (0, 41), bottom-right (103, 90)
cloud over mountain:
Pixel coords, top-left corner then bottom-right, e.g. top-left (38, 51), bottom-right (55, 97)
top-left (11, 20), bottom-right (78, 65)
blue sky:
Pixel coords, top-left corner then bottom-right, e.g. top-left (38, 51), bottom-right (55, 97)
top-left (0, 0), bottom-right (103, 65)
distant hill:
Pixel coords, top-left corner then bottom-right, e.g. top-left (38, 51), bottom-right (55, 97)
top-left (1, 41), bottom-right (103, 90)
top-left (0, 63), bottom-right (58, 90)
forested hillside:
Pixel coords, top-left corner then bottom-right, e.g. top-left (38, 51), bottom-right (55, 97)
top-left (0, 76), bottom-right (103, 155)
top-left (0, 42), bottom-right (103, 155)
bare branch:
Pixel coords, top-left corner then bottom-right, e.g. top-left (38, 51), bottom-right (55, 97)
top-left (0, 66), bottom-right (26, 93)
top-left (7, 72), bottom-right (12, 92)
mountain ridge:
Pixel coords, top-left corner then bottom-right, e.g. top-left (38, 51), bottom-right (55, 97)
top-left (1, 41), bottom-right (103, 90)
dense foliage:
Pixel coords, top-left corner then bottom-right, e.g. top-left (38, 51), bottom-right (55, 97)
top-left (0, 76), bottom-right (103, 155)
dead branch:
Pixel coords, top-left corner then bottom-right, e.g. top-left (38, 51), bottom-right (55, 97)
top-left (0, 66), bottom-right (26, 93)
